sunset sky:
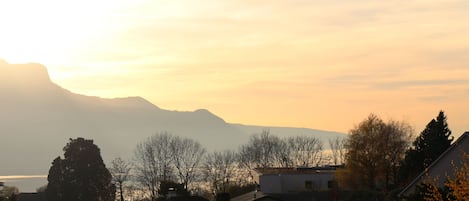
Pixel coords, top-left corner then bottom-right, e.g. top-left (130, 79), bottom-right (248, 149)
top-left (1, 0), bottom-right (468, 137)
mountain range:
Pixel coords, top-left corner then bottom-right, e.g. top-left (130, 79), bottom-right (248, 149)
top-left (0, 60), bottom-right (346, 191)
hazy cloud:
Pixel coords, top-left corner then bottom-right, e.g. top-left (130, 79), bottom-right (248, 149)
top-left (375, 79), bottom-right (469, 90)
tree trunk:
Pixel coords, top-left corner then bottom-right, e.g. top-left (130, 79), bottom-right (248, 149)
top-left (119, 182), bottom-right (124, 201)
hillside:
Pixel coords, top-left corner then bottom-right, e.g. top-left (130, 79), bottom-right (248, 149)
top-left (0, 60), bottom-right (346, 191)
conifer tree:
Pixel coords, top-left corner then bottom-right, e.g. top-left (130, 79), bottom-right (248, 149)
top-left (46, 138), bottom-right (115, 201)
top-left (399, 111), bottom-right (453, 184)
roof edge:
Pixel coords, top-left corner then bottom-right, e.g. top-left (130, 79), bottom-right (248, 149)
top-left (398, 131), bottom-right (469, 197)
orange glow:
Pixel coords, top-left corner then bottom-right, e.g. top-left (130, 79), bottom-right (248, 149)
top-left (1, 0), bottom-right (468, 136)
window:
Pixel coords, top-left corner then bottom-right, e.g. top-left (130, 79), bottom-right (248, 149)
top-left (328, 180), bottom-right (337, 189)
top-left (305, 181), bottom-right (312, 190)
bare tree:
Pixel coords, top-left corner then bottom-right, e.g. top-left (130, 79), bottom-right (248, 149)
top-left (238, 143), bottom-right (259, 183)
top-left (170, 136), bottom-right (206, 190)
top-left (203, 150), bottom-right (237, 195)
top-left (153, 132), bottom-right (174, 181)
top-left (134, 141), bottom-right (159, 201)
top-left (328, 137), bottom-right (346, 165)
top-left (286, 136), bottom-right (324, 167)
top-left (133, 132), bottom-right (175, 201)
top-left (239, 129), bottom-right (289, 170)
top-left (239, 130), bottom-right (326, 172)
top-left (110, 157), bottom-right (132, 201)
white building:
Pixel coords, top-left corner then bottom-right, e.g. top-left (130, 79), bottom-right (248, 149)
top-left (255, 167), bottom-right (339, 194)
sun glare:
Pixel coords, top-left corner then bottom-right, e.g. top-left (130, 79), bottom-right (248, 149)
top-left (0, 1), bottom-right (125, 65)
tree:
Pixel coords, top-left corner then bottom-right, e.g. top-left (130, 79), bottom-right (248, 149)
top-left (381, 120), bottom-right (413, 189)
top-left (443, 152), bottom-right (469, 201)
top-left (134, 132), bottom-right (205, 200)
top-left (238, 129), bottom-right (289, 175)
top-left (408, 152), bottom-right (469, 201)
top-left (400, 111), bottom-right (453, 184)
top-left (45, 137), bottom-right (115, 201)
top-left (203, 150), bottom-right (237, 195)
top-left (149, 132), bottom-right (175, 182)
top-left (0, 186), bottom-right (19, 201)
top-left (158, 180), bottom-right (189, 198)
top-left (344, 114), bottom-right (412, 190)
top-left (328, 137), bottom-right (346, 165)
top-left (134, 134), bottom-right (169, 201)
top-left (170, 136), bottom-right (205, 191)
top-left (238, 143), bottom-right (258, 183)
top-left (110, 157), bottom-right (132, 201)
top-left (46, 157), bottom-right (64, 201)
top-left (286, 135), bottom-right (324, 167)
top-left (238, 131), bottom-right (326, 184)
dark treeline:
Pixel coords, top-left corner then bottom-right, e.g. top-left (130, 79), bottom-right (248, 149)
top-left (34, 110), bottom-right (465, 201)
top-left (128, 130), bottom-right (337, 201)
top-left (338, 111), bottom-right (457, 201)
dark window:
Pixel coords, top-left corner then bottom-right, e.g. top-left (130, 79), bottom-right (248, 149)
top-left (305, 181), bottom-right (312, 190)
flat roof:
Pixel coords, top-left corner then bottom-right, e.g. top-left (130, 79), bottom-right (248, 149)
top-left (255, 166), bottom-right (340, 175)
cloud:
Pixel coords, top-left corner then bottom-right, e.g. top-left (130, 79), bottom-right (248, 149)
top-left (374, 79), bottom-right (469, 90)
top-left (418, 95), bottom-right (453, 102)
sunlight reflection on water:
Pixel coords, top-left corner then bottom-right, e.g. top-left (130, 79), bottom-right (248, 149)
top-left (0, 176), bottom-right (47, 193)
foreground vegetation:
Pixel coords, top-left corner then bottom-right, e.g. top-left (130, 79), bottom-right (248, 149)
top-left (1, 111), bottom-right (465, 201)
top-left (337, 111), bottom-right (465, 201)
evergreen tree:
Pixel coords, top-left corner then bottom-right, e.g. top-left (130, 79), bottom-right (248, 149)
top-left (46, 138), bottom-right (115, 201)
top-left (399, 111), bottom-right (453, 184)
top-left (46, 157), bottom-right (64, 201)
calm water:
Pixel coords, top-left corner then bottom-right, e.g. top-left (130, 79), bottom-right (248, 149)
top-left (0, 176), bottom-right (47, 193)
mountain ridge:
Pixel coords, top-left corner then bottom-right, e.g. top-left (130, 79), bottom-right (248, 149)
top-left (0, 60), bottom-right (346, 192)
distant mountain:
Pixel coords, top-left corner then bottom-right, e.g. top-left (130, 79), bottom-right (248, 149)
top-left (0, 60), bottom-right (346, 191)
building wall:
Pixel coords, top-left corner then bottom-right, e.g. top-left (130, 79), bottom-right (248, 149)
top-left (259, 173), bottom-right (335, 194)
top-left (402, 133), bottom-right (469, 195)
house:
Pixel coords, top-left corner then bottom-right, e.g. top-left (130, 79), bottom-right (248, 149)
top-left (399, 131), bottom-right (469, 197)
top-left (255, 166), bottom-right (340, 194)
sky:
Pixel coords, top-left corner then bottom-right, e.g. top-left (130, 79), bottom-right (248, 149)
top-left (1, 0), bottom-right (468, 137)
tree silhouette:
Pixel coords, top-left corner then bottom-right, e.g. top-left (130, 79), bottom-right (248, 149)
top-left (344, 114), bottom-right (412, 190)
top-left (170, 136), bottom-right (205, 191)
top-left (46, 138), bottom-right (115, 201)
top-left (400, 111), bottom-right (453, 184)
top-left (203, 150), bottom-right (237, 195)
top-left (110, 157), bottom-right (132, 201)
top-left (0, 186), bottom-right (19, 201)
top-left (46, 157), bottom-right (63, 201)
